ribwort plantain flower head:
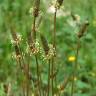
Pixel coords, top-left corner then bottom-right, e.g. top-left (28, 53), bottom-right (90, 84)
top-left (57, 0), bottom-right (64, 6)
top-left (11, 33), bottom-right (22, 45)
top-left (10, 27), bottom-right (22, 45)
top-left (14, 45), bottom-right (21, 60)
top-left (40, 34), bottom-right (49, 55)
top-left (77, 20), bottom-right (89, 38)
top-left (33, 0), bottom-right (40, 17)
top-left (29, 39), bottom-right (40, 55)
top-left (45, 44), bottom-right (56, 60)
top-left (55, 0), bottom-right (64, 9)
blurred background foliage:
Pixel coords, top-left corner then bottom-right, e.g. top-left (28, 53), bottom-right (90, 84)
top-left (0, 0), bottom-right (96, 95)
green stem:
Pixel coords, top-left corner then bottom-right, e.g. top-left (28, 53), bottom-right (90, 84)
top-left (53, 9), bottom-right (57, 48)
top-left (71, 38), bottom-right (80, 96)
top-left (51, 58), bottom-right (54, 96)
top-left (26, 63), bottom-right (30, 96)
top-left (47, 60), bottom-right (51, 96)
top-left (35, 55), bottom-right (41, 96)
top-left (51, 8), bottom-right (57, 96)
top-left (33, 16), bottom-right (36, 41)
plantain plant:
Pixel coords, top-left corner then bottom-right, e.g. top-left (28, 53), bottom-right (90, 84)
top-left (7, 0), bottom-right (89, 96)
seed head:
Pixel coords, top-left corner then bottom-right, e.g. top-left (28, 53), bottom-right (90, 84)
top-left (78, 20), bottom-right (89, 38)
top-left (14, 45), bottom-right (21, 59)
top-left (27, 31), bottom-right (40, 55)
top-left (48, 44), bottom-right (56, 57)
top-left (40, 34), bottom-right (49, 55)
top-left (27, 31), bottom-right (35, 50)
top-left (45, 44), bottom-right (56, 60)
top-left (10, 27), bottom-right (21, 45)
top-left (56, 0), bottom-right (64, 9)
top-left (57, 0), bottom-right (64, 6)
top-left (33, 0), bottom-right (40, 17)
top-left (71, 13), bottom-right (80, 22)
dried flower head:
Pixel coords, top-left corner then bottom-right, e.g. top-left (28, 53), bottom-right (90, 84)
top-left (78, 20), bottom-right (89, 38)
top-left (33, 0), bottom-right (40, 17)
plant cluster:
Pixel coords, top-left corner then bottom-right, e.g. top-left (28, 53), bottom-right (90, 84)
top-left (2, 0), bottom-right (90, 96)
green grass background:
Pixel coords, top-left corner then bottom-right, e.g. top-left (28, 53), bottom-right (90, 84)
top-left (0, 0), bottom-right (96, 95)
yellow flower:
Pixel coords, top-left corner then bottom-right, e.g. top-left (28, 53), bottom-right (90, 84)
top-left (68, 56), bottom-right (76, 62)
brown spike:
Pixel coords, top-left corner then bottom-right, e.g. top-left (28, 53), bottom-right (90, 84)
top-left (78, 20), bottom-right (89, 38)
top-left (27, 31), bottom-right (35, 50)
top-left (33, 0), bottom-right (40, 17)
top-left (14, 45), bottom-right (21, 59)
top-left (40, 34), bottom-right (49, 55)
top-left (57, 0), bottom-right (64, 6)
top-left (10, 26), bottom-right (18, 41)
top-left (71, 12), bottom-right (77, 21)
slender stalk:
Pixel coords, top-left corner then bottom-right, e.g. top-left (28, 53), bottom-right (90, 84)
top-left (47, 60), bottom-right (51, 96)
top-left (71, 20), bottom-right (89, 96)
top-left (71, 38), bottom-right (80, 96)
top-left (26, 52), bottom-right (32, 96)
top-left (51, 8), bottom-right (57, 96)
top-left (32, 7), bottom-right (42, 95)
top-left (51, 58), bottom-right (54, 96)
top-left (19, 51), bottom-right (29, 96)
top-left (25, 63), bottom-right (30, 96)
top-left (33, 16), bottom-right (36, 41)
top-left (11, 29), bottom-right (26, 95)
top-left (33, 14), bottom-right (41, 96)
top-left (18, 47), bottom-right (29, 96)
top-left (16, 58), bottom-right (26, 96)
top-left (35, 55), bottom-right (41, 96)
top-left (53, 9), bottom-right (57, 48)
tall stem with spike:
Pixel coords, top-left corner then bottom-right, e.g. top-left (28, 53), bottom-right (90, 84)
top-left (71, 38), bottom-right (80, 96)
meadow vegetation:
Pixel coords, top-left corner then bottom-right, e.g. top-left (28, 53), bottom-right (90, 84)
top-left (0, 0), bottom-right (96, 96)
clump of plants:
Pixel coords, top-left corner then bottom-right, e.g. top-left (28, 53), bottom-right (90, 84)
top-left (4, 0), bottom-right (89, 96)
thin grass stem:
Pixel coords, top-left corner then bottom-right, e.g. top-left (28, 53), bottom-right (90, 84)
top-left (47, 60), bottom-right (51, 96)
top-left (71, 38), bottom-right (80, 96)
